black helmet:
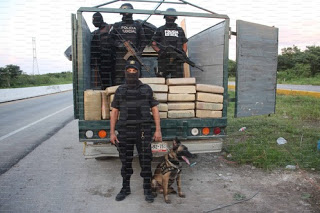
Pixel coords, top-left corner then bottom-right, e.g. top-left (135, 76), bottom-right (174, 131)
top-left (164, 8), bottom-right (177, 19)
top-left (120, 3), bottom-right (134, 16)
top-left (120, 3), bottom-right (134, 10)
top-left (92, 12), bottom-right (103, 28)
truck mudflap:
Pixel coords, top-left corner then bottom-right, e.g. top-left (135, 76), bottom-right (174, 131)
top-left (83, 139), bottom-right (223, 159)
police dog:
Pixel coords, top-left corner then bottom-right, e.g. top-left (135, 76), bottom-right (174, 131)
top-left (151, 137), bottom-right (194, 204)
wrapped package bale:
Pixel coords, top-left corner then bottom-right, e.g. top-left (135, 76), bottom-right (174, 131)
top-left (197, 92), bottom-right (223, 103)
top-left (168, 110), bottom-right (195, 118)
top-left (196, 110), bottom-right (222, 118)
top-left (84, 90), bottom-right (102, 120)
top-left (168, 85), bottom-right (196, 94)
top-left (168, 94), bottom-right (195, 102)
top-left (140, 77), bottom-right (165, 84)
top-left (150, 111), bottom-right (168, 119)
top-left (196, 102), bottom-right (223, 111)
top-left (166, 77), bottom-right (196, 85)
top-left (101, 91), bottom-right (110, 120)
top-left (196, 84), bottom-right (224, 94)
top-left (159, 112), bottom-right (168, 118)
top-left (168, 102), bottom-right (195, 110)
top-left (148, 84), bottom-right (168, 93)
top-left (154, 93), bottom-right (168, 102)
top-left (109, 94), bottom-right (114, 110)
top-left (106, 85), bottom-right (119, 95)
top-left (158, 103), bottom-right (168, 112)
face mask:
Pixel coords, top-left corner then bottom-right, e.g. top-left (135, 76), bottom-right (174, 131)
top-left (122, 14), bottom-right (133, 22)
top-left (165, 17), bottom-right (176, 26)
top-left (93, 17), bottom-right (103, 28)
top-left (125, 70), bottom-right (139, 88)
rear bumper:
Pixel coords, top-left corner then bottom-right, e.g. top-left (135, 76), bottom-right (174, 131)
top-left (83, 138), bottom-right (223, 159)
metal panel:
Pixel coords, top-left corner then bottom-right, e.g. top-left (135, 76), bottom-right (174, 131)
top-left (188, 21), bottom-right (226, 86)
top-left (235, 20), bottom-right (278, 117)
top-left (77, 13), bottom-right (92, 120)
top-left (71, 14), bottom-right (79, 119)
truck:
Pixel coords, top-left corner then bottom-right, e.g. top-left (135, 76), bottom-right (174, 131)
top-left (70, 0), bottom-right (278, 158)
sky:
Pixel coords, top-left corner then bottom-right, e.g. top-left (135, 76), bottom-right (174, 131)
top-left (0, 0), bottom-right (319, 75)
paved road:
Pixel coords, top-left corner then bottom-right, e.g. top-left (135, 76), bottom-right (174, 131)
top-left (0, 91), bottom-right (74, 175)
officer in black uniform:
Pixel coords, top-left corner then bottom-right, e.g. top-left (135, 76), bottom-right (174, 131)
top-left (90, 12), bottom-right (115, 89)
top-left (152, 8), bottom-right (188, 78)
top-left (110, 59), bottom-right (162, 203)
top-left (109, 3), bottom-right (146, 85)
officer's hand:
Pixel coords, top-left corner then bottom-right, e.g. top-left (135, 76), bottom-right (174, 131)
top-left (153, 130), bottom-right (162, 142)
top-left (110, 133), bottom-right (119, 145)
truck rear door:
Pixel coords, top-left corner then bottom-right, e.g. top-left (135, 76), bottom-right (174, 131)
top-left (235, 20), bottom-right (278, 117)
top-left (71, 14), bottom-right (79, 119)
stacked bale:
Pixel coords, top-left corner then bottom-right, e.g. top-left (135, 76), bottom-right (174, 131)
top-left (84, 78), bottom-right (224, 120)
top-left (195, 84), bottom-right (224, 118)
top-left (84, 90), bottom-right (103, 120)
top-left (140, 78), bottom-right (168, 118)
top-left (166, 78), bottom-right (196, 118)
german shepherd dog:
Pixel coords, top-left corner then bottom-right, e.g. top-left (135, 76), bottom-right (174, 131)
top-left (151, 138), bottom-right (194, 204)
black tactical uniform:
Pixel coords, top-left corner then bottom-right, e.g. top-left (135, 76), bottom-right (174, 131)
top-left (90, 12), bottom-right (115, 89)
top-left (109, 3), bottom-right (146, 85)
top-left (152, 8), bottom-right (188, 78)
top-left (111, 60), bottom-right (158, 202)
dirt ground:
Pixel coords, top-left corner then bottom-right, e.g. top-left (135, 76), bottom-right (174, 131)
top-left (176, 153), bottom-right (320, 213)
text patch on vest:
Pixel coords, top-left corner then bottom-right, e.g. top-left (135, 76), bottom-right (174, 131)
top-left (165, 30), bottom-right (179, 37)
top-left (121, 26), bottom-right (137, 34)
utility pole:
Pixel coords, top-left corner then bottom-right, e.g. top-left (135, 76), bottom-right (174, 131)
top-left (32, 37), bottom-right (40, 75)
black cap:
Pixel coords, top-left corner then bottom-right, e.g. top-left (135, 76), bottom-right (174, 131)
top-left (164, 8), bottom-right (177, 19)
top-left (125, 59), bottom-right (141, 71)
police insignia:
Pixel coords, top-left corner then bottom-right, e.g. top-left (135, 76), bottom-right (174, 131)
top-left (130, 60), bottom-right (135, 64)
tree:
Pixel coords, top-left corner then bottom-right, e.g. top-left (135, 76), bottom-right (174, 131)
top-left (305, 46), bottom-right (320, 76)
top-left (0, 64), bottom-right (23, 88)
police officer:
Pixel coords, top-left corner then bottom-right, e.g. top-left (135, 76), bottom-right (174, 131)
top-left (91, 12), bottom-right (115, 89)
top-left (110, 59), bottom-right (162, 202)
top-left (151, 8), bottom-right (188, 78)
top-left (109, 3), bottom-right (146, 85)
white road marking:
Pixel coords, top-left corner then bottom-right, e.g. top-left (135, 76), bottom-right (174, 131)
top-left (0, 105), bottom-right (73, 142)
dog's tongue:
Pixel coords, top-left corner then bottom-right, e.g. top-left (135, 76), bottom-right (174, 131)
top-left (181, 156), bottom-right (190, 165)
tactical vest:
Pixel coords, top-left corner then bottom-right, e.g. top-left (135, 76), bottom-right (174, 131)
top-left (116, 84), bottom-right (154, 126)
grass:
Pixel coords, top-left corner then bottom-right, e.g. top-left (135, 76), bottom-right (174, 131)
top-left (224, 92), bottom-right (320, 171)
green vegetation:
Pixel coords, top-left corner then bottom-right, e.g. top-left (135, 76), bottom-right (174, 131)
top-left (0, 64), bottom-right (72, 88)
top-left (225, 92), bottom-right (320, 171)
top-left (228, 45), bottom-right (320, 85)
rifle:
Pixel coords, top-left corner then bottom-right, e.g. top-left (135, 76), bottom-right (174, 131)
top-left (123, 41), bottom-right (150, 73)
top-left (156, 42), bottom-right (204, 72)
top-left (113, 28), bottom-right (150, 73)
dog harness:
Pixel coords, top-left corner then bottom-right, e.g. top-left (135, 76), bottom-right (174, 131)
top-left (159, 156), bottom-right (182, 175)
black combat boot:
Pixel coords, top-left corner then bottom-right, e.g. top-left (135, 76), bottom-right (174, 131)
top-left (115, 178), bottom-right (131, 201)
top-left (143, 178), bottom-right (154, 203)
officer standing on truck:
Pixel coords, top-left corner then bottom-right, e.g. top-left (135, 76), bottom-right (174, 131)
top-left (110, 59), bottom-right (162, 203)
top-left (151, 8), bottom-right (188, 78)
top-left (91, 12), bottom-right (115, 89)
top-left (109, 3), bottom-right (146, 85)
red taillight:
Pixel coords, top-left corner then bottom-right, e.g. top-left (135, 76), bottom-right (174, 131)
top-left (213, 127), bottom-right (221, 135)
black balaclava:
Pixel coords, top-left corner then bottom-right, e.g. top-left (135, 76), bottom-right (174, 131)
top-left (120, 3), bottom-right (134, 23)
top-left (93, 12), bottom-right (103, 28)
top-left (165, 16), bottom-right (177, 27)
top-left (125, 60), bottom-right (141, 88)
